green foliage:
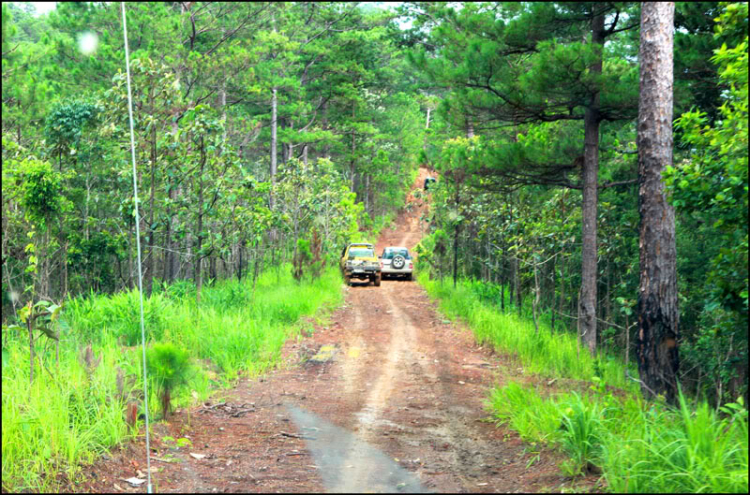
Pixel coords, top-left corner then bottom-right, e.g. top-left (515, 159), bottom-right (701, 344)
top-left (666, 2), bottom-right (748, 405)
top-left (1, 332), bottom-right (134, 492)
top-left (44, 100), bottom-right (102, 162)
top-left (558, 392), bottom-right (610, 476)
top-left (15, 158), bottom-right (63, 225)
top-left (420, 273), bottom-right (633, 389)
top-left (490, 381), bottom-right (748, 493)
top-left (146, 343), bottom-right (192, 417)
top-left (1, 265), bottom-right (343, 491)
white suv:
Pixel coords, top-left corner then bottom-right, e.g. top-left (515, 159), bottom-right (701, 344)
top-left (379, 246), bottom-right (414, 281)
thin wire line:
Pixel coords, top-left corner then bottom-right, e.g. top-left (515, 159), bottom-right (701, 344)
top-left (121, 2), bottom-right (152, 492)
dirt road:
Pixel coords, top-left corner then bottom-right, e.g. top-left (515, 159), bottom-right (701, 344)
top-left (82, 169), bottom-right (579, 493)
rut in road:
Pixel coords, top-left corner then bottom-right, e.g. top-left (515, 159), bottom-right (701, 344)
top-left (83, 168), bottom-right (571, 493)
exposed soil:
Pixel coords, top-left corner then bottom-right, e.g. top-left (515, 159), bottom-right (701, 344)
top-left (75, 169), bottom-right (600, 493)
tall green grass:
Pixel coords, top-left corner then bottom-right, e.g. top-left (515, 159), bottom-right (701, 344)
top-left (418, 274), bottom-right (634, 389)
top-left (490, 383), bottom-right (748, 492)
top-left (421, 274), bottom-right (748, 492)
top-left (1, 265), bottom-right (343, 491)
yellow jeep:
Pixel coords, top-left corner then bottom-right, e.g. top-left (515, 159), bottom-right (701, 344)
top-left (340, 243), bottom-right (382, 286)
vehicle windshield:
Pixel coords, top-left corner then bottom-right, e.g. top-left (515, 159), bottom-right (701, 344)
top-left (348, 248), bottom-right (374, 258)
top-left (383, 248), bottom-right (409, 259)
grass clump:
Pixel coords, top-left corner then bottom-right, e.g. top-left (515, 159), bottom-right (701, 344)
top-left (1, 264), bottom-right (343, 492)
top-left (419, 274), bottom-right (633, 389)
top-left (490, 383), bottom-right (748, 492)
top-left (422, 274), bottom-right (747, 492)
top-left (1, 333), bottom-right (136, 492)
top-left (601, 395), bottom-right (748, 493)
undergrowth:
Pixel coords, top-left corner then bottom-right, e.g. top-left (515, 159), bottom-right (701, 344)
top-left (1, 264), bottom-right (343, 492)
top-left (418, 274), bottom-right (635, 390)
top-left (420, 274), bottom-right (748, 493)
top-left (489, 383), bottom-right (748, 493)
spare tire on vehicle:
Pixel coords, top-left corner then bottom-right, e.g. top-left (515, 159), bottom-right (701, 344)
top-left (392, 255), bottom-right (406, 269)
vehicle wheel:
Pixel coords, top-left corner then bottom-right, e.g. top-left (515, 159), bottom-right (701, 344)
top-left (406, 273), bottom-right (413, 281)
top-left (344, 275), bottom-right (351, 286)
top-left (392, 255), bottom-right (406, 269)
top-left (374, 274), bottom-right (382, 287)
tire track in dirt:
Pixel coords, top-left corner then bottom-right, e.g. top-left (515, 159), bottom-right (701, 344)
top-left (80, 168), bottom-right (581, 493)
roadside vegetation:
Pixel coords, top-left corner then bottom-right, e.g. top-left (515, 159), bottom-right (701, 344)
top-left (2, 1), bottom-right (747, 493)
top-left (412, 3), bottom-right (747, 491)
top-left (2, 2), bottom-right (422, 491)
top-left (2, 266), bottom-right (342, 491)
top-left (421, 275), bottom-right (748, 492)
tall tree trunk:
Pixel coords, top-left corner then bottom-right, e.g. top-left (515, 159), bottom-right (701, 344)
top-left (27, 309), bottom-right (35, 385)
top-left (500, 242), bottom-right (506, 313)
top-left (559, 192), bottom-right (567, 330)
top-left (237, 243), bottom-right (243, 281)
top-left (147, 84), bottom-right (157, 296)
top-left (350, 105), bottom-right (357, 193)
top-left (209, 255), bottom-right (217, 282)
top-left (195, 139), bottom-right (206, 305)
top-left (578, 11), bottom-right (605, 356)
top-left (128, 225), bottom-right (134, 289)
top-left (515, 258), bottom-right (521, 316)
top-left (167, 186), bottom-right (180, 282)
top-left (551, 253), bottom-right (557, 332)
top-left (322, 99), bottom-right (330, 159)
top-left (636, 1), bottom-right (679, 403)
top-left (532, 258), bottom-right (540, 334)
top-left (452, 181), bottom-right (460, 288)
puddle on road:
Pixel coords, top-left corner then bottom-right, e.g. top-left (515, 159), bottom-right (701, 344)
top-left (285, 404), bottom-right (429, 493)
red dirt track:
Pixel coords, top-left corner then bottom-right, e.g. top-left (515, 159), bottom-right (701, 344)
top-left (78, 169), bottom-right (595, 493)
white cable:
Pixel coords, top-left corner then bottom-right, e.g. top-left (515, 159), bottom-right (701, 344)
top-left (121, 2), bottom-right (153, 492)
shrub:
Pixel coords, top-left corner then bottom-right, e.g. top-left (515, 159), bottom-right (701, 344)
top-left (146, 343), bottom-right (192, 418)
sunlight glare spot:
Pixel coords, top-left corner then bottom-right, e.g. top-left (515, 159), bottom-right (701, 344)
top-left (78, 31), bottom-right (98, 56)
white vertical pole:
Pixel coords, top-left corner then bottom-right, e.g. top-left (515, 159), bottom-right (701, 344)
top-left (121, 2), bottom-right (153, 492)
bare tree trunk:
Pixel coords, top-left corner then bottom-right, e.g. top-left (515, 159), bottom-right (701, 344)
top-left (452, 181), bottom-right (460, 288)
top-left (28, 311), bottom-right (35, 385)
top-left (128, 225), bottom-right (134, 289)
top-left (195, 139), bottom-right (206, 305)
top-left (146, 85), bottom-right (157, 296)
top-left (578, 11), bottom-right (605, 356)
top-left (322, 99), bottom-right (330, 159)
top-left (532, 258), bottom-right (540, 334)
top-left (350, 105), bottom-right (357, 192)
top-left (237, 243), bottom-right (243, 281)
top-left (168, 186), bottom-right (180, 282)
top-left (209, 255), bottom-right (217, 282)
top-left (636, 1), bottom-right (679, 404)
top-left (551, 253), bottom-right (557, 332)
top-left (515, 258), bottom-right (521, 316)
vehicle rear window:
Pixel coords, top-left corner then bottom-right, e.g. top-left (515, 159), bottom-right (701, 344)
top-left (383, 248), bottom-right (409, 259)
top-left (348, 248), bottom-right (374, 258)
